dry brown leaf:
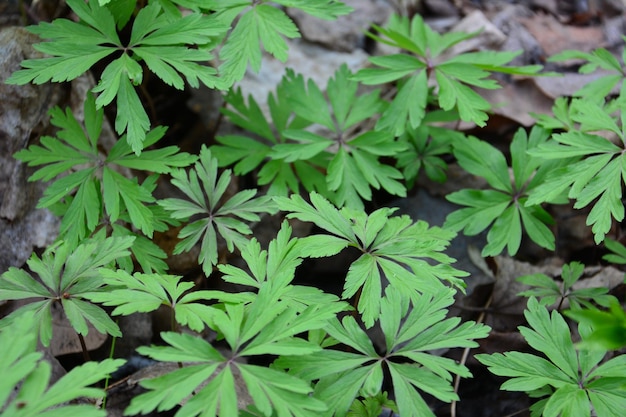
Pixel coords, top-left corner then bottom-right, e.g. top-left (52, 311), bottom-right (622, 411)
top-left (476, 79), bottom-right (555, 126)
top-left (520, 12), bottom-right (605, 56)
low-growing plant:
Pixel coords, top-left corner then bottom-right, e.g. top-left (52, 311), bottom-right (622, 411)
top-left (1, 1), bottom-right (625, 417)
top-left (517, 261), bottom-right (616, 310)
top-left (444, 126), bottom-right (564, 256)
top-left (0, 234), bottom-right (133, 347)
top-left (476, 297), bottom-right (626, 417)
top-left (0, 311), bottom-right (124, 417)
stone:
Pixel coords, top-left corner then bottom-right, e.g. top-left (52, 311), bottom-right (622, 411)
top-left (0, 26), bottom-right (63, 273)
top-left (287, 0), bottom-right (392, 52)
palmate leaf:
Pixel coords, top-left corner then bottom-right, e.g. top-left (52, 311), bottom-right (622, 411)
top-left (212, 71), bottom-right (326, 197)
top-left (549, 44), bottom-right (625, 100)
top-left (517, 262), bottom-right (615, 310)
top-left (276, 286), bottom-right (489, 417)
top-left (275, 64), bottom-right (405, 208)
top-left (276, 192), bottom-right (466, 327)
top-left (566, 300), bottom-right (626, 350)
top-left (7, 0), bottom-right (226, 153)
top-left (213, 1), bottom-right (351, 87)
top-left (219, 222), bottom-right (348, 314)
top-left (445, 127), bottom-right (558, 256)
top-left (476, 297), bottom-right (626, 417)
top-left (0, 312), bottom-right (41, 410)
top-left (603, 237), bottom-right (626, 264)
top-left (217, 5), bottom-right (299, 86)
top-left (353, 14), bottom-right (542, 135)
top-left (396, 118), bottom-right (461, 186)
top-left (127, 283), bottom-right (335, 417)
top-left (217, 64), bottom-right (404, 208)
top-left (325, 133), bottom-right (407, 209)
top-left (14, 93), bottom-right (195, 247)
top-left (347, 392), bottom-right (397, 417)
top-left (11, 359), bottom-right (124, 417)
top-left (111, 224), bottom-right (170, 274)
top-left (0, 313), bottom-right (124, 417)
top-left (83, 269), bottom-right (217, 332)
top-left (159, 146), bottom-right (276, 275)
top-left (527, 99), bottom-right (626, 243)
top-left (0, 235), bottom-right (133, 346)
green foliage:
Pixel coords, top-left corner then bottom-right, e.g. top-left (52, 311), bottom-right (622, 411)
top-left (566, 299), bottom-right (626, 350)
top-left (603, 238), bottom-right (626, 264)
top-left (476, 297), bottom-right (626, 417)
top-left (218, 221), bottom-right (348, 312)
top-left (444, 126), bottom-right (560, 256)
top-left (0, 312), bottom-right (124, 417)
top-left (13, 92), bottom-right (194, 266)
top-left (158, 146), bottom-right (276, 275)
top-left (352, 14), bottom-right (542, 135)
top-left (276, 287), bottom-right (489, 417)
top-left (347, 392), bottom-right (397, 417)
top-left (549, 39), bottom-right (626, 100)
top-left (214, 64), bottom-right (407, 209)
top-left (211, 70), bottom-right (325, 196)
top-left (517, 261), bottom-right (616, 310)
top-left (209, 1), bottom-right (352, 86)
top-left (4, 2), bottom-right (626, 417)
top-left (83, 270), bottom-right (220, 332)
top-left (0, 235), bottom-right (133, 346)
top-left (528, 98), bottom-right (626, 244)
top-left (395, 111), bottom-right (462, 186)
top-left (125, 284), bottom-right (335, 417)
top-left (6, 0), bottom-right (226, 153)
top-left (276, 192), bottom-right (467, 327)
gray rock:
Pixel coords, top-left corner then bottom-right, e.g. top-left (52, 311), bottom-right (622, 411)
top-left (287, 0), bottom-right (393, 52)
top-left (0, 27), bottom-right (62, 273)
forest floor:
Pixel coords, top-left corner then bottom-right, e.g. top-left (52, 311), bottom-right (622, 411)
top-left (1, 1), bottom-right (625, 416)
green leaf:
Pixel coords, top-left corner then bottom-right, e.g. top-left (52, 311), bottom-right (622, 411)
top-left (218, 5), bottom-right (300, 86)
top-left (0, 236), bottom-right (133, 346)
top-left (478, 297), bottom-right (623, 415)
top-left (278, 286), bottom-right (487, 417)
top-left (129, 283), bottom-right (336, 416)
top-left (4, 357), bottom-right (124, 417)
top-left (5, 0), bottom-right (119, 86)
top-left (14, 93), bottom-right (185, 245)
top-left (273, 0), bottom-right (353, 20)
top-left (1, 312), bottom-right (123, 417)
top-left (159, 146), bottom-right (276, 274)
top-left (566, 300), bottom-right (626, 350)
top-left (454, 135), bottom-right (510, 192)
top-left (446, 128), bottom-right (557, 256)
top-left (347, 392), bottom-right (397, 417)
top-left (445, 190), bottom-right (511, 235)
top-left (0, 312), bottom-right (41, 409)
top-left (527, 100), bottom-right (626, 244)
top-left (85, 269), bottom-right (217, 332)
top-left (9, 0), bottom-right (227, 154)
top-left (603, 237), bottom-right (626, 264)
top-left (62, 297), bottom-right (121, 337)
top-left (278, 192), bottom-right (465, 327)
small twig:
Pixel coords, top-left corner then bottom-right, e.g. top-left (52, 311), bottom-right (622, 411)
top-left (450, 291), bottom-right (493, 417)
top-left (502, 407), bottom-right (531, 417)
top-left (102, 323), bottom-right (119, 409)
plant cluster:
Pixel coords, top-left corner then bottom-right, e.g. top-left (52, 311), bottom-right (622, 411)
top-left (1, 1), bottom-right (625, 416)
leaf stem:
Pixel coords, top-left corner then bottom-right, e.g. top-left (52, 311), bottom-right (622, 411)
top-left (450, 290), bottom-right (493, 417)
top-left (78, 332), bottom-right (92, 363)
